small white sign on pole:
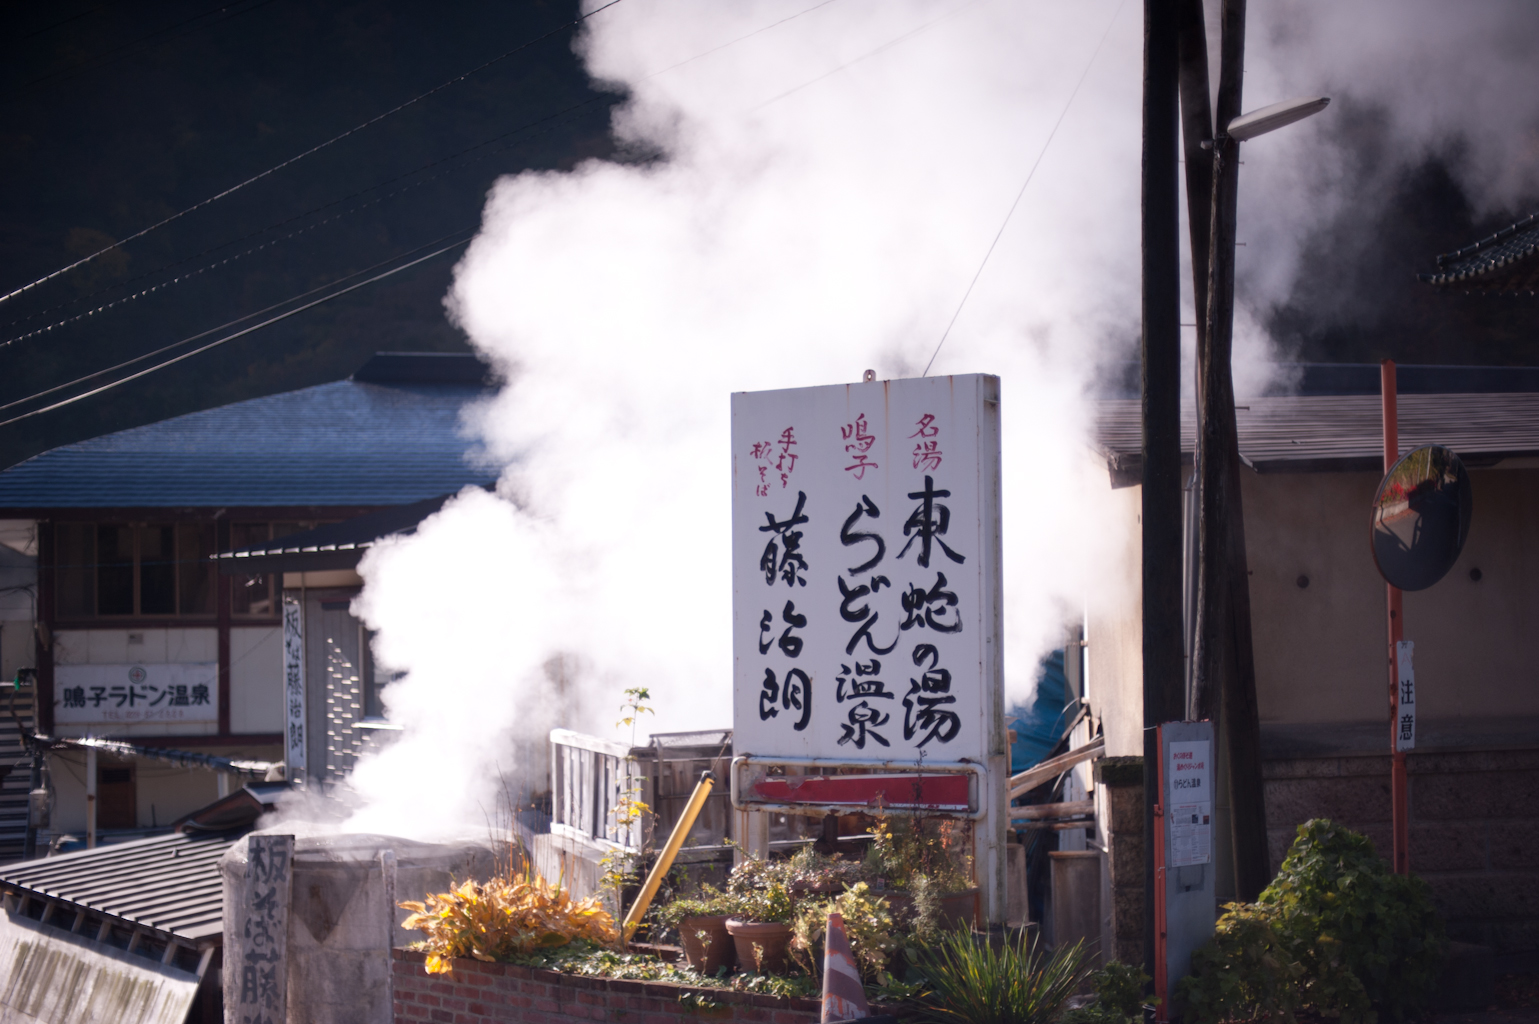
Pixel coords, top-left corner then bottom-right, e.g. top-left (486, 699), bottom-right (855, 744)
top-left (1167, 740), bottom-right (1212, 868)
top-left (1396, 639), bottom-right (1415, 752)
top-left (282, 594), bottom-right (307, 778)
top-left (731, 374), bottom-right (1003, 764)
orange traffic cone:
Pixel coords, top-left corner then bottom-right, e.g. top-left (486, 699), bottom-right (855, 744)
top-left (821, 912), bottom-right (869, 1023)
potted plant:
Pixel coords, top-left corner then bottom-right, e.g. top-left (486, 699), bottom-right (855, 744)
top-left (864, 817), bottom-right (979, 930)
top-left (656, 886), bottom-right (738, 976)
top-left (723, 864), bottom-right (797, 973)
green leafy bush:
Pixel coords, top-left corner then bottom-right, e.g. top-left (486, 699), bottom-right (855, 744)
top-left (1260, 819), bottom-right (1444, 1021)
top-left (914, 930), bottom-right (1087, 1024)
top-left (1062, 962), bottom-right (1152, 1024)
top-left (1173, 902), bottom-right (1303, 1024)
top-left (789, 881), bottom-right (899, 981)
top-left (1174, 819), bottom-right (1445, 1024)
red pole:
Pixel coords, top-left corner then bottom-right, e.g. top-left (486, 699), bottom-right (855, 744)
top-left (1381, 359), bottom-right (1410, 875)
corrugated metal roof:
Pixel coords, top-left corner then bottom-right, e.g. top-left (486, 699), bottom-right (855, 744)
top-left (1095, 392), bottom-right (1539, 483)
top-left (0, 830), bottom-right (240, 942)
top-left (1420, 212), bottom-right (1539, 294)
top-left (0, 375), bottom-right (499, 510)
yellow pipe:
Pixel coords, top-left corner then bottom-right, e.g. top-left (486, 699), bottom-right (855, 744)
top-left (621, 770), bottom-right (715, 944)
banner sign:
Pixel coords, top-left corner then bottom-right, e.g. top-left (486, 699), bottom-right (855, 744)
top-left (283, 594), bottom-right (307, 774)
top-left (1395, 639), bottom-right (1415, 752)
top-left (731, 374), bottom-right (1002, 764)
top-left (55, 663), bottom-right (217, 726)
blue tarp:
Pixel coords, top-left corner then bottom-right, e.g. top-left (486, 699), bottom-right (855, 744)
top-left (1006, 649), bottom-right (1074, 775)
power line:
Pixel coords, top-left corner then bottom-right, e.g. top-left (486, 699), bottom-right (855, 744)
top-left (0, 100), bottom-right (613, 349)
top-left (0, 231), bottom-right (473, 416)
top-left (17, 5), bottom-right (105, 44)
top-left (0, 235), bottom-right (472, 430)
top-left (2, 0), bottom-right (843, 345)
top-left (0, 0), bottom-right (625, 308)
top-left (921, 0), bottom-right (1126, 377)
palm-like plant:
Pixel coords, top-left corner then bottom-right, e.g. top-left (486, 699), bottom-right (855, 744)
top-left (915, 930), bottom-right (1089, 1024)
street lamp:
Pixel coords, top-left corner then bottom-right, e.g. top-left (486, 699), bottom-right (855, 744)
top-left (1225, 95), bottom-right (1330, 141)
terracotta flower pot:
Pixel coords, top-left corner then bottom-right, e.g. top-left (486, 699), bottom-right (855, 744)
top-left (939, 887), bottom-right (981, 930)
top-left (677, 914), bottom-right (736, 976)
top-left (725, 918), bottom-right (794, 974)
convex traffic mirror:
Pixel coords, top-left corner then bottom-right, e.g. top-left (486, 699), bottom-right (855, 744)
top-left (1371, 444), bottom-right (1471, 592)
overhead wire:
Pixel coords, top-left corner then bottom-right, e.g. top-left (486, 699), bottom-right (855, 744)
top-left (0, 99), bottom-right (615, 348)
top-left (921, 0), bottom-right (1127, 376)
top-left (0, 0), bottom-right (626, 307)
top-left (0, 234), bottom-right (473, 430)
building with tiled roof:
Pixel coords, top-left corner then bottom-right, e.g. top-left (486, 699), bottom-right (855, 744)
top-left (0, 352), bottom-right (496, 858)
top-left (1419, 212), bottom-right (1539, 294)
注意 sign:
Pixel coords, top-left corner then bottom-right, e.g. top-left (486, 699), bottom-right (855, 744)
top-left (54, 663), bottom-right (217, 726)
top-left (731, 374), bottom-right (1003, 765)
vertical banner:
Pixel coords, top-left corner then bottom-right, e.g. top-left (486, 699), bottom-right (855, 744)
top-left (282, 594), bottom-right (307, 779)
top-left (1395, 640), bottom-right (1415, 752)
top-left (231, 834), bottom-right (293, 1024)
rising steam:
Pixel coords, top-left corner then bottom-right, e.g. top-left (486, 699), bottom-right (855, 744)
top-left (338, 0), bottom-right (1538, 839)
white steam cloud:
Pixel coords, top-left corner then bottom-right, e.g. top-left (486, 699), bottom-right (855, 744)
top-left (339, 0), bottom-right (1539, 839)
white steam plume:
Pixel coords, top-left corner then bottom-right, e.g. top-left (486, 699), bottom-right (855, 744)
top-left (339, 0), bottom-right (1537, 840)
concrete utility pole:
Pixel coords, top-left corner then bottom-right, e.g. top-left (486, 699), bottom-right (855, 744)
top-left (1140, 0), bottom-right (1184, 978)
top-left (1190, 0), bottom-right (1271, 901)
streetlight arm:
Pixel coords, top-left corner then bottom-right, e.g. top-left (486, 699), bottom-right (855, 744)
top-left (1225, 95), bottom-right (1329, 141)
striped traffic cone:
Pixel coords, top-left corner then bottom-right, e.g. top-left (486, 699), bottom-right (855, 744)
top-left (821, 912), bottom-right (869, 1023)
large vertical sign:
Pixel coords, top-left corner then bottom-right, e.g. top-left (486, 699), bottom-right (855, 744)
top-left (228, 833), bottom-right (293, 1024)
top-left (282, 594), bottom-right (307, 779)
top-left (731, 375), bottom-right (1003, 765)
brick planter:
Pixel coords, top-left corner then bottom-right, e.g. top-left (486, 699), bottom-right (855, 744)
top-left (392, 948), bottom-right (830, 1024)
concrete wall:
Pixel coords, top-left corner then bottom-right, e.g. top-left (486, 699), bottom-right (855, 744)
top-left (1243, 465), bottom-right (1539, 729)
top-left (1085, 467), bottom-right (1144, 758)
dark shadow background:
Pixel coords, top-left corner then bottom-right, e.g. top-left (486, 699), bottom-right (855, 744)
top-left (1, 2), bottom-right (1535, 472)
top-left (0, 0), bottom-right (620, 471)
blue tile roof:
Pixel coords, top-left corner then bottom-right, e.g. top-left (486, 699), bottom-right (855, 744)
top-left (0, 377), bottom-right (499, 509)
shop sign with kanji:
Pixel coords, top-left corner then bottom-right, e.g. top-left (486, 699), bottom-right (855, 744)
top-left (731, 374), bottom-right (1002, 764)
top-left (54, 663), bottom-right (218, 725)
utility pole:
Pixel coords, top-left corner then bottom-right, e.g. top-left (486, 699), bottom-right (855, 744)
top-left (1140, 0), bottom-right (1184, 978)
top-left (1190, 0), bottom-right (1271, 901)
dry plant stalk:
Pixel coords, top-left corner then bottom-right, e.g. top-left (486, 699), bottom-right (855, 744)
top-left (401, 871), bottom-right (618, 975)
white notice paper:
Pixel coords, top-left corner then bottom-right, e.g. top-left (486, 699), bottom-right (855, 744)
top-left (1167, 740), bottom-right (1212, 868)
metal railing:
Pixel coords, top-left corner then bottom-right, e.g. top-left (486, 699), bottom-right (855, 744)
top-left (549, 729), bottom-right (648, 851)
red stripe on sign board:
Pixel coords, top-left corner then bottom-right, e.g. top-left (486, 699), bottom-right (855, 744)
top-left (752, 774), bottom-right (968, 809)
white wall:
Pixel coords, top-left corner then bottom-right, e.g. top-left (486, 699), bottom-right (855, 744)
top-left (230, 626), bottom-right (282, 733)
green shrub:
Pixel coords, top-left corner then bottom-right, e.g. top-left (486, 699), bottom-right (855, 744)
top-left (1061, 961), bottom-right (1151, 1024)
top-left (1173, 902), bottom-right (1303, 1024)
top-left (914, 930), bottom-right (1087, 1024)
top-left (789, 881), bottom-right (899, 981)
top-left (1260, 819), bottom-right (1444, 1021)
top-left (1174, 819), bottom-right (1445, 1024)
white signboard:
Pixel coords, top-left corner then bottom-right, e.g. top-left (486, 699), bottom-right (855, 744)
top-left (282, 594), bottom-right (307, 774)
top-left (55, 663), bottom-right (217, 726)
top-left (1395, 639), bottom-right (1415, 752)
top-left (731, 375), bottom-right (1002, 763)
top-left (1167, 739), bottom-right (1212, 868)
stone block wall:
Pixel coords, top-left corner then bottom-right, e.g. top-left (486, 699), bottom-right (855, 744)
top-left (392, 949), bottom-right (826, 1024)
top-left (1264, 748), bottom-right (1539, 962)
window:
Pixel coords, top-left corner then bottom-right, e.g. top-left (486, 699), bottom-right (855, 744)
top-left (55, 522), bottom-right (216, 619)
top-left (229, 522), bottom-right (307, 617)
